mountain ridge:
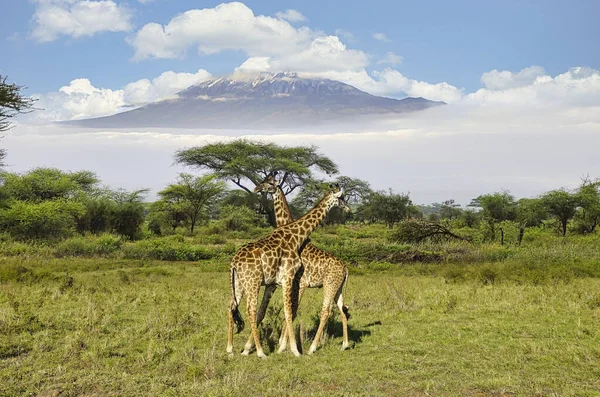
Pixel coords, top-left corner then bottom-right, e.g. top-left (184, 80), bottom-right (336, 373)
top-left (64, 72), bottom-right (446, 129)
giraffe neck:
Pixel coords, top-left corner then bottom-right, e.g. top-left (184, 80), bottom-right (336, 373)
top-left (273, 187), bottom-right (294, 227)
top-left (281, 194), bottom-right (333, 247)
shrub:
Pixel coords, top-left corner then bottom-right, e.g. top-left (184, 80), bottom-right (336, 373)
top-left (218, 205), bottom-right (267, 231)
top-left (55, 234), bottom-right (122, 257)
top-left (121, 239), bottom-right (217, 261)
top-left (0, 200), bottom-right (85, 241)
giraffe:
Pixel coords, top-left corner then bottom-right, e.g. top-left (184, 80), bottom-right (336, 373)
top-left (251, 174), bottom-right (351, 354)
top-left (227, 183), bottom-right (346, 358)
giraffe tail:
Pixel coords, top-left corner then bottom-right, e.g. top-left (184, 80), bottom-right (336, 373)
top-left (341, 269), bottom-right (351, 320)
top-left (231, 268), bottom-right (245, 334)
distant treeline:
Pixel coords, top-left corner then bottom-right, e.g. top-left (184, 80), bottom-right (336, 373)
top-left (0, 140), bottom-right (597, 243)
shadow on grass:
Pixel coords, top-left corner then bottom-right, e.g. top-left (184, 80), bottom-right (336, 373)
top-left (304, 315), bottom-right (381, 349)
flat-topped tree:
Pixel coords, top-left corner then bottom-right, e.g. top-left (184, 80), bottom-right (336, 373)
top-left (174, 139), bottom-right (338, 226)
top-left (227, 183), bottom-right (346, 358)
top-left (1, 75), bottom-right (36, 165)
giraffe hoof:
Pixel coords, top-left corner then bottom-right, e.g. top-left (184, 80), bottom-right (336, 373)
top-left (241, 350), bottom-right (250, 356)
top-left (292, 350), bottom-right (302, 358)
top-left (341, 343), bottom-right (349, 351)
top-left (257, 352), bottom-right (267, 359)
top-left (308, 346), bottom-right (317, 355)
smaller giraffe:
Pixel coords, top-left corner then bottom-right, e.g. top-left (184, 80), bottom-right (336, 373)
top-left (252, 174), bottom-right (351, 354)
top-left (227, 184), bottom-right (346, 357)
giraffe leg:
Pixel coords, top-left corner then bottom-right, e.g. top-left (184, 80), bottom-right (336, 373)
top-left (227, 268), bottom-right (244, 355)
top-left (243, 279), bottom-right (267, 358)
top-left (336, 287), bottom-right (349, 351)
top-left (280, 264), bottom-right (302, 357)
top-left (243, 284), bottom-right (276, 355)
top-left (308, 294), bottom-right (333, 355)
top-left (278, 279), bottom-right (307, 352)
top-left (227, 299), bottom-right (235, 355)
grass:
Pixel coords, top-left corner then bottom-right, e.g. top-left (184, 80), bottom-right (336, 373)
top-left (1, 253), bottom-right (600, 396)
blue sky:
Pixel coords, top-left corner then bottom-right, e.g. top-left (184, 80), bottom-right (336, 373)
top-left (2, 0), bottom-right (599, 96)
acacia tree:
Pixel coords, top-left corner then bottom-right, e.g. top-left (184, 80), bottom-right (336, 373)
top-left (290, 175), bottom-right (371, 221)
top-left (540, 189), bottom-right (579, 237)
top-left (439, 199), bottom-right (463, 220)
top-left (156, 174), bottom-right (226, 233)
top-left (515, 198), bottom-right (547, 245)
top-left (175, 140), bottom-right (338, 225)
top-left (1, 75), bottom-right (36, 165)
top-left (469, 191), bottom-right (516, 243)
top-left (112, 189), bottom-right (149, 240)
top-left (358, 189), bottom-right (416, 227)
top-left (0, 168), bottom-right (98, 202)
top-left (574, 178), bottom-right (600, 234)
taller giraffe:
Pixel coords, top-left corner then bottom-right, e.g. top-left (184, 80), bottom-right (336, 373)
top-left (227, 184), bottom-right (346, 357)
top-left (252, 174), bottom-right (350, 354)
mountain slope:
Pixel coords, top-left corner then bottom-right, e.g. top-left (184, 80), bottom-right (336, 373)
top-left (66, 72), bottom-right (445, 129)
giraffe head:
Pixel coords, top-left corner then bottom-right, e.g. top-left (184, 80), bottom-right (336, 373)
top-left (254, 173), bottom-right (279, 194)
top-left (324, 183), bottom-right (347, 211)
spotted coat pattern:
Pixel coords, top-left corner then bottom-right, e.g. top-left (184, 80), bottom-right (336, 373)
top-left (226, 184), bottom-right (345, 358)
top-left (249, 175), bottom-right (350, 354)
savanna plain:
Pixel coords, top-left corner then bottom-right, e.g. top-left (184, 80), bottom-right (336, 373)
top-left (1, 224), bottom-right (599, 397)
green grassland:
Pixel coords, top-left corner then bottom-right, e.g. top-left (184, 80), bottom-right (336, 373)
top-left (1, 225), bottom-right (600, 396)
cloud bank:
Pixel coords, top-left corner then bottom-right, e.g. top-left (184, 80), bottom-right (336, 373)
top-left (29, 69), bottom-right (211, 122)
top-left (6, 104), bottom-right (599, 204)
top-left (31, 0), bottom-right (133, 42)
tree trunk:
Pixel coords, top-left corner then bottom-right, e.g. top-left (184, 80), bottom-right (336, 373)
top-left (500, 227), bottom-right (504, 245)
top-left (561, 219), bottom-right (567, 236)
top-left (517, 221), bottom-right (526, 246)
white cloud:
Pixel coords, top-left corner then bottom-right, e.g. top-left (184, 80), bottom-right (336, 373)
top-left (137, 0), bottom-right (154, 3)
top-left (32, 78), bottom-right (126, 121)
top-left (31, 0), bottom-right (133, 42)
top-left (466, 66), bottom-right (600, 107)
top-left (123, 69), bottom-right (212, 105)
top-left (7, 104), bottom-right (600, 204)
top-left (127, 2), bottom-right (315, 60)
top-left (263, 36), bottom-right (369, 73)
top-left (298, 69), bottom-right (464, 103)
top-left (28, 69), bottom-right (211, 122)
top-left (275, 9), bottom-right (307, 22)
top-left (480, 66), bottom-right (546, 90)
top-left (377, 51), bottom-right (403, 65)
top-left (373, 32), bottom-right (390, 42)
top-left (127, 2), bottom-right (463, 102)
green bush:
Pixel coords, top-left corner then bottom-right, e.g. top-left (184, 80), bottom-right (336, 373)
top-left (0, 200), bottom-right (85, 241)
top-left (55, 234), bottom-right (122, 257)
top-left (218, 205), bottom-right (267, 231)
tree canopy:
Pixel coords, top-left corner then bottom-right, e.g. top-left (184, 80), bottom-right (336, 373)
top-left (175, 139), bottom-right (338, 195)
top-left (155, 174), bottom-right (226, 233)
top-left (1, 75), bottom-right (36, 165)
top-left (541, 189), bottom-right (579, 236)
top-left (0, 168), bottom-right (99, 202)
top-left (358, 189), bottom-right (416, 227)
top-left (175, 139), bottom-right (338, 225)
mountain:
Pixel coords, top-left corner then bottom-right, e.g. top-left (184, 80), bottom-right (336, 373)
top-left (66, 72), bottom-right (445, 129)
